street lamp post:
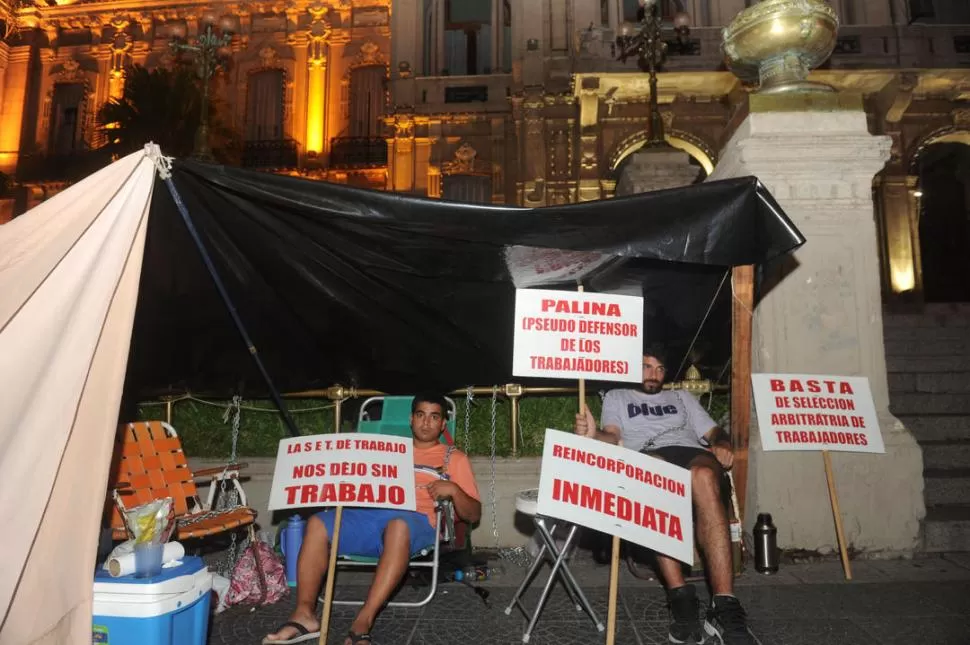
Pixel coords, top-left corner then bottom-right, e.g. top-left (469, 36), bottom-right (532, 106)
top-left (167, 13), bottom-right (238, 160)
top-left (615, 0), bottom-right (691, 147)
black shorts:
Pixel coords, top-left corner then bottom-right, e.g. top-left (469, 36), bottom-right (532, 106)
top-left (641, 445), bottom-right (720, 472)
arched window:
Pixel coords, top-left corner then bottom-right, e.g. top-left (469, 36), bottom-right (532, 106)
top-left (423, 0), bottom-right (509, 76)
top-left (445, 0), bottom-right (492, 75)
top-left (348, 65), bottom-right (386, 138)
top-left (916, 142), bottom-right (970, 302)
top-left (908, 0), bottom-right (970, 23)
top-left (49, 83), bottom-right (85, 155)
top-left (246, 69), bottom-right (284, 141)
top-left (622, 0), bottom-right (677, 22)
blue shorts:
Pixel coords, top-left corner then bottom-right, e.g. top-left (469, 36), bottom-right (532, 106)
top-left (314, 508), bottom-right (437, 558)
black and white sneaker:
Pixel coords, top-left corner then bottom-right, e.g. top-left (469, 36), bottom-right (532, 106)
top-left (704, 594), bottom-right (757, 645)
top-left (666, 585), bottom-right (703, 644)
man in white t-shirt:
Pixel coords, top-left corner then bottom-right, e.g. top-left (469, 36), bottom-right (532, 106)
top-left (574, 346), bottom-right (754, 645)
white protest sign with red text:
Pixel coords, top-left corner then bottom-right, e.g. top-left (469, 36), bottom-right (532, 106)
top-left (268, 434), bottom-right (417, 511)
top-left (751, 374), bottom-right (885, 454)
top-left (512, 288), bottom-right (644, 383)
top-left (537, 429), bottom-right (694, 564)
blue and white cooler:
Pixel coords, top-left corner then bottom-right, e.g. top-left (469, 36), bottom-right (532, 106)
top-left (92, 555), bottom-right (212, 645)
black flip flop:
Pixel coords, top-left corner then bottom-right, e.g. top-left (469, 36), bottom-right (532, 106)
top-left (347, 631), bottom-right (374, 645)
top-left (261, 621), bottom-right (320, 645)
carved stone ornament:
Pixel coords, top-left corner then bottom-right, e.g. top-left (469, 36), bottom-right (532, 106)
top-left (308, 3), bottom-right (329, 23)
top-left (112, 32), bottom-right (133, 54)
top-left (58, 58), bottom-right (82, 81)
top-left (259, 45), bottom-right (278, 67)
top-left (660, 110), bottom-right (674, 130)
top-left (391, 114), bottom-right (414, 138)
top-left (442, 142), bottom-right (491, 175)
top-left (952, 108), bottom-right (970, 127)
top-left (357, 40), bottom-right (384, 65)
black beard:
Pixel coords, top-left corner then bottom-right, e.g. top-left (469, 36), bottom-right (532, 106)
top-left (642, 381), bottom-right (662, 394)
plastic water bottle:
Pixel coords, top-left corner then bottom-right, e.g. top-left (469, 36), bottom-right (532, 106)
top-left (454, 565), bottom-right (490, 582)
top-left (754, 513), bottom-right (779, 574)
top-left (281, 515), bottom-right (306, 587)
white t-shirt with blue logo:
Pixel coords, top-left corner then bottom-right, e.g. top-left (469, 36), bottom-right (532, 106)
top-left (600, 389), bottom-right (720, 452)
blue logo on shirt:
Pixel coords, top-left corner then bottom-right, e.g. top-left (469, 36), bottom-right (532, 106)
top-left (628, 403), bottom-right (678, 418)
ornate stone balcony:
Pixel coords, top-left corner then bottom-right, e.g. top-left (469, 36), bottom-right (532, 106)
top-left (15, 149), bottom-right (114, 184)
top-left (329, 137), bottom-right (387, 169)
top-left (242, 139), bottom-right (299, 171)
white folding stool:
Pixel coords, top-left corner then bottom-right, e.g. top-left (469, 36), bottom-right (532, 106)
top-left (504, 488), bottom-right (605, 643)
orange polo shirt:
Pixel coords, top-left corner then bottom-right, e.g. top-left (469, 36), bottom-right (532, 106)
top-left (413, 443), bottom-right (480, 527)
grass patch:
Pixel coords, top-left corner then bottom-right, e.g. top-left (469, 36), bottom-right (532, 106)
top-left (137, 392), bottom-right (730, 459)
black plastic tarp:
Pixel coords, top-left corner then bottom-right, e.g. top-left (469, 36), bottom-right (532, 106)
top-left (122, 160), bottom-right (804, 400)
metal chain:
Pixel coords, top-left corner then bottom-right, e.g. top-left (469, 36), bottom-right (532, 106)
top-left (219, 395), bottom-right (242, 576)
top-left (464, 386), bottom-right (474, 452)
top-left (489, 386), bottom-right (499, 549)
top-left (217, 396), bottom-right (242, 511)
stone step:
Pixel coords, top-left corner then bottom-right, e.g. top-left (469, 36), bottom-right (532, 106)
top-left (921, 441), bottom-right (970, 470)
top-left (924, 469), bottom-right (970, 506)
top-left (897, 415), bottom-right (970, 442)
top-left (883, 326), bottom-right (970, 342)
top-left (890, 394), bottom-right (970, 415)
top-left (884, 305), bottom-right (970, 328)
top-left (887, 355), bottom-right (970, 373)
top-left (923, 504), bottom-right (970, 552)
top-left (889, 372), bottom-right (970, 394)
top-left (884, 339), bottom-right (970, 357)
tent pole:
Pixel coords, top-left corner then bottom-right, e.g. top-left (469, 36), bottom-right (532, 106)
top-left (730, 264), bottom-right (754, 522)
top-left (161, 176), bottom-right (301, 437)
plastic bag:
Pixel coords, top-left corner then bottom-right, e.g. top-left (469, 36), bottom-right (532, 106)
top-left (120, 498), bottom-right (175, 545)
top-left (226, 534), bottom-right (288, 607)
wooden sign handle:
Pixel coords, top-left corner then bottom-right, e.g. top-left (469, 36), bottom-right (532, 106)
top-left (606, 535), bottom-right (621, 645)
top-left (319, 401), bottom-right (345, 645)
top-left (575, 283), bottom-right (621, 643)
top-left (822, 450), bottom-right (852, 581)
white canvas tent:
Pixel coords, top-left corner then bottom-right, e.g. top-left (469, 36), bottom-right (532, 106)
top-left (0, 149), bottom-right (159, 644)
top-left (0, 142), bottom-right (804, 645)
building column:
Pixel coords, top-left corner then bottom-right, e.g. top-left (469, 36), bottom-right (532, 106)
top-left (107, 40), bottom-right (131, 101)
top-left (519, 90), bottom-right (546, 206)
top-left (605, 0), bottom-right (615, 30)
top-left (387, 112), bottom-right (415, 192)
top-left (435, 0), bottom-right (445, 75)
top-left (304, 8), bottom-right (332, 159)
top-left (490, 116), bottom-right (505, 203)
top-left (0, 44), bottom-right (30, 175)
top-left (577, 79), bottom-right (602, 202)
top-left (708, 94), bottom-right (925, 553)
top-left (875, 172), bottom-right (922, 300)
top-left (0, 42), bottom-right (10, 173)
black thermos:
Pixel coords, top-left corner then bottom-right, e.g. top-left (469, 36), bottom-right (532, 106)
top-left (754, 513), bottom-right (779, 574)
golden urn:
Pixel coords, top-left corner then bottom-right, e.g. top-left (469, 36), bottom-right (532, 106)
top-left (722, 0), bottom-right (840, 94)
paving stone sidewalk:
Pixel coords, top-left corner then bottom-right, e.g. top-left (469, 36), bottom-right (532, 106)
top-left (210, 554), bottom-right (970, 645)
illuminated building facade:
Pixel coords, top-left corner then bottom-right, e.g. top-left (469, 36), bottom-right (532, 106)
top-left (0, 0), bottom-right (969, 301)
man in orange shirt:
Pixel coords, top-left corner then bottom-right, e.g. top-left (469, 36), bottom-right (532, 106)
top-left (264, 393), bottom-right (481, 645)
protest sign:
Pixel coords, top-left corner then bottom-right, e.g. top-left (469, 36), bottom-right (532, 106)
top-left (536, 429), bottom-right (693, 564)
top-left (751, 374), bottom-right (885, 453)
top-left (268, 434), bottom-right (417, 511)
top-left (512, 288), bottom-right (643, 383)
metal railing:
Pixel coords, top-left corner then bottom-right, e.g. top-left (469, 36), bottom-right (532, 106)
top-left (242, 138), bottom-right (299, 170)
top-left (15, 149), bottom-right (114, 183)
top-left (329, 137), bottom-right (387, 168)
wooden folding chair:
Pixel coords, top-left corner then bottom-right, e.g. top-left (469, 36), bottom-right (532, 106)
top-left (108, 421), bottom-right (256, 541)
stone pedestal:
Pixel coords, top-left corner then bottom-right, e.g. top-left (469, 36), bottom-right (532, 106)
top-left (616, 148), bottom-right (701, 196)
top-left (709, 96), bottom-right (925, 553)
